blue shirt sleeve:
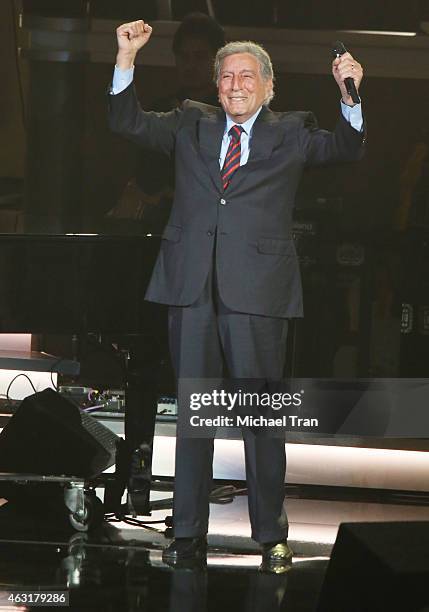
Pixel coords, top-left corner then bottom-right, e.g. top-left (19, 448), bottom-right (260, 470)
top-left (110, 65), bottom-right (135, 95)
top-left (340, 100), bottom-right (363, 132)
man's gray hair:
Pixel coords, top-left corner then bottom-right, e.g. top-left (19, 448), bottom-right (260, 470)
top-left (214, 41), bottom-right (275, 104)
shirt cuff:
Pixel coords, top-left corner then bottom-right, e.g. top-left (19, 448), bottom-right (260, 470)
top-left (110, 65), bottom-right (135, 95)
top-left (340, 100), bottom-right (363, 132)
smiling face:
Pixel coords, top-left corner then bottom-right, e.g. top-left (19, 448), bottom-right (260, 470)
top-left (217, 53), bottom-right (273, 123)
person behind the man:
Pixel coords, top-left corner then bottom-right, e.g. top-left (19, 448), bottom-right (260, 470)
top-left (108, 20), bottom-right (365, 569)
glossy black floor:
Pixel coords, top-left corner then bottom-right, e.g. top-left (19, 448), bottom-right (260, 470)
top-left (1, 484), bottom-right (429, 612)
top-left (0, 542), bottom-right (326, 611)
top-left (0, 492), bottom-right (328, 612)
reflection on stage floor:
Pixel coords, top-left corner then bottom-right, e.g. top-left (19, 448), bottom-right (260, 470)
top-left (0, 483), bottom-right (428, 611)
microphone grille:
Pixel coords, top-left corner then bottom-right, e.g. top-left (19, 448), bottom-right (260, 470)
top-left (332, 40), bottom-right (347, 57)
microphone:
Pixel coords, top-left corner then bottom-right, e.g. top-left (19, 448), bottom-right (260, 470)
top-left (332, 40), bottom-right (360, 104)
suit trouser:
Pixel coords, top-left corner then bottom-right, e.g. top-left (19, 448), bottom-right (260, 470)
top-left (168, 257), bottom-right (289, 544)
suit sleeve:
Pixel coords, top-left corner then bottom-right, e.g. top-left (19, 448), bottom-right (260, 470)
top-left (298, 111), bottom-right (366, 167)
top-left (107, 82), bottom-right (181, 157)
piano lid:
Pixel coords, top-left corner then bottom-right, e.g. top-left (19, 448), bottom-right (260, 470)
top-left (0, 234), bottom-right (162, 333)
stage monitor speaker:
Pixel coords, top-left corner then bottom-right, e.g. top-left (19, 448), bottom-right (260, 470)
top-left (317, 521), bottom-right (429, 612)
top-left (0, 388), bottom-right (118, 479)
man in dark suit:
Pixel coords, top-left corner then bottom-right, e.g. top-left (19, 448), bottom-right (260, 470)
top-left (108, 19), bottom-right (364, 568)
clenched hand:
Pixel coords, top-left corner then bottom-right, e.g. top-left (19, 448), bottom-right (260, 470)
top-left (116, 20), bottom-right (153, 69)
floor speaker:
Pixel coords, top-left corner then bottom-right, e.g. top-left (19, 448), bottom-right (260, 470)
top-left (0, 388), bottom-right (118, 479)
top-left (317, 521), bottom-right (429, 612)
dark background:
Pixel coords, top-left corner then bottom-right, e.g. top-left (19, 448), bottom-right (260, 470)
top-left (1, 0), bottom-right (429, 383)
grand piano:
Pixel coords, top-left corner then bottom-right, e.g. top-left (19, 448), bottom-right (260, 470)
top-left (0, 233), bottom-right (168, 515)
top-left (0, 234), bottom-right (162, 333)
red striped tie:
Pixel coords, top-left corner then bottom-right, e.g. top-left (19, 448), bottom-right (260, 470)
top-left (221, 124), bottom-right (243, 191)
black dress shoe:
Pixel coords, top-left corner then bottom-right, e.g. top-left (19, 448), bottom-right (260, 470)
top-left (260, 540), bottom-right (293, 573)
top-left (162, 537), bottom-right (207, 566)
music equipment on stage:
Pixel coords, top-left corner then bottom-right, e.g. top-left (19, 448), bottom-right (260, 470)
top-left (0, 388), bottom-right (118, 479)
top-left (0, 233), bottom-right (168, 516)
top-left (399, 228), bottom-right (429, 376)
top-left (317, 522), bottom-right (429, 612)
top-left (288, 206), bottom-right (372, 377)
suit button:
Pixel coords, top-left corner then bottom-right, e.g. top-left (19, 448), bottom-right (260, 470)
top-left (207, 231), bottom-right (213, 236)
top-left (220, 198), bottom-right (226, 205)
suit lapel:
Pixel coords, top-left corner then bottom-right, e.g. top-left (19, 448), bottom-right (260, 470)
top-left (198, 108), bottom-right (225, 193)
top-left (227, 106), bottom-right (278, 194)
top-left (247, 106), bottom-right (279, 162)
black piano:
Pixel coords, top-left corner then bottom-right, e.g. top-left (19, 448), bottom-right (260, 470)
top-left (0, 233), bottom-right (162, 333)
top-left (0, 233), bottom-right (168, 515)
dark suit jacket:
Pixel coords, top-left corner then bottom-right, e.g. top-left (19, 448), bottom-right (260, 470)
top-left (108, 83), bottom-right (365, 318)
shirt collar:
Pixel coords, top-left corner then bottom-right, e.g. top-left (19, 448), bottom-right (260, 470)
top-left (225, 106), bottom-right (263, 136)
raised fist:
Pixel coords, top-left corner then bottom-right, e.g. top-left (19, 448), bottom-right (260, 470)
top-left (116, 20), bottom-right (153, 56)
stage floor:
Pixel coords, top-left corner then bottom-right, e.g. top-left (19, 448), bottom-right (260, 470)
top-left (0, 483), bottom-right (428, 611)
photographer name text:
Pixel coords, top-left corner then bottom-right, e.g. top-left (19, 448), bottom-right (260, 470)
top-left (189, 415), bottom-right (318, 428)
